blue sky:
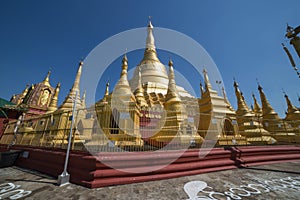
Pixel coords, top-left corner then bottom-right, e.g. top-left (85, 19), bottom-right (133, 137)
top-left (0, 0), bottom-right (299, 117)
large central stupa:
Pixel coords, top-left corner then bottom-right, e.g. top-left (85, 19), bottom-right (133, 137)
top-left (129, 21), bottom-right (193, 98)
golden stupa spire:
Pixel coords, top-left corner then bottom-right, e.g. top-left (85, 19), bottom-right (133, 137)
top-left (42, 71), bottom-right (51, 87)
top-left (284, 93), bottom-right (299, 113)
top-left (121, 54), bottom-right (128, 77)
top-left (252, 93), bottom-right (262, 114)
top-left (257, 83), bottom-right (277, 116)
top-left (146, 18), bottom-right (155, 50)
top-left (116, 54), bottom-right (130, 86)
top-left (284, 93), bottom-right (300, 121)
top-left (134, 67), bottom-right (148, 107)
top-left (233, 80), bottom-right (250, 114)
top-left (241, 92), bottom-right (246, 102)
top-left (140, 19), bottom-right (160, 63)
top-left (59, 60), bottom-right (83, 110)
top-left (100, 81), bottom-right (110, 103)
top-left (72, 61), bottom-right (83, 93)
top-left (114, 54), bottom-right (135, 99)
top-left (47, 82), bottom-right (60, 113)
top-left (165, 59), bottom-right (181, 102)
top-left (203, 69), bottom-right (212, 90)
top-left (105, 81), bottom-right (110, 97)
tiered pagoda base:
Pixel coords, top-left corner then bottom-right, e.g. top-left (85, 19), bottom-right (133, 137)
top-left (1, 145), bottom-right (300, 188)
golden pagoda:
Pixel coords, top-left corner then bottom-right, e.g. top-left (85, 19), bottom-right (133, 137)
top-left (94, 21), bottom-right (202, 148)
top-left (11, 71), bottom-right (56, 117)
top-left (1, 61), bottom-right (91, 149)
top-left (233, 80), bottom-right (275, 144)
top-left (1, 21), bottom-right (300, 150)
top-left (95, 54), bottom-right (144, 148)
top-left (149, 59), bottom-right (202, 147)
top-left (198, 70), bottom-right (245, 146)
top-left (257, 84), bottom-right (297, 143)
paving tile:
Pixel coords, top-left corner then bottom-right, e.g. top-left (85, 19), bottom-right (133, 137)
top-left (0, 162), bottom-right (300, 199)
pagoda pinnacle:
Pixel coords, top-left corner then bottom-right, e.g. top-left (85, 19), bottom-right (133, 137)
top-left (47, 82), bottom-right (60, 113)
top-left (42, 71), bottom-right (51, 87)
top-left (252, 93), bottom-right (262, 114)
top-left (140, 20), bottom-right (160, 63)
top-left (114, 54), bottom-right (134, 98)
top-left (284, 93), bottom-right (298, 113)
top-left (105, 81), bottom-right (110, 97)
top-left (73, 60), bottom-right (83, 93)
top-left (203, 69), bottom-right (212, 90)
top-left (121, 54), bottom-right (128, 77)
top-left (168, 59), bottom-right (177, 93)
top-left (100, 81), bottom-right (110, 103)
top-left (116, 54), bottom-right (130, 86)
top-left (146, 20), bottom-right (155, 50)
top-left (165, 59), bottom-right (180, 102)
top-left (257, 84), bottom-right (277, 116)
top-left (134, 67), bottom-right (147, 107)
top-left (59, 60), bottom-right (83, 110)
top-left (234, 80), bottom-right (250, 114)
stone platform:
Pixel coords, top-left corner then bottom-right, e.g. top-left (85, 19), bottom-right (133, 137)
top-left (1, 145), bottom-right (300, 188)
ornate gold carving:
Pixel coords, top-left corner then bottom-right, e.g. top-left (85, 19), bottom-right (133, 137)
top-left (39, 89), bottom-right (50, 106)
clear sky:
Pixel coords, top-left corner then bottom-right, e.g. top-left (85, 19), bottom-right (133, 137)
top-left (0, 0), bottom-right (299, 117)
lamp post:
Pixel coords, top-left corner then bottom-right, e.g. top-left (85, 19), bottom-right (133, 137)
top-left (57, 90), bottom-right (78, 186)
